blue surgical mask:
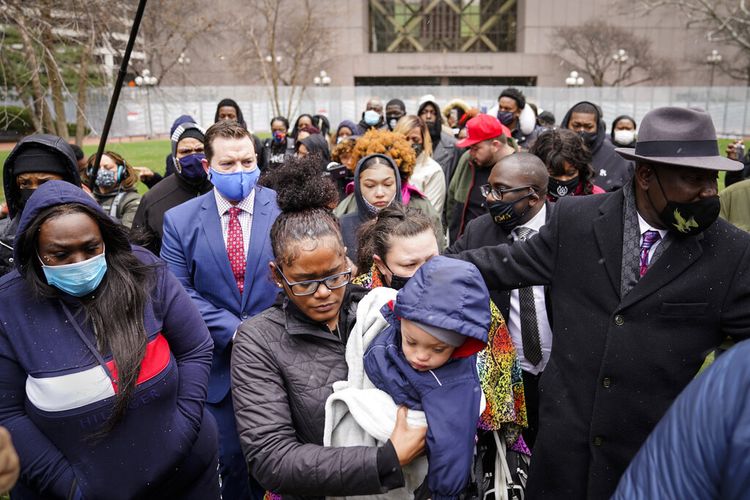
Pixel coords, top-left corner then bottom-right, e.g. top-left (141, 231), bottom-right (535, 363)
top-left (209, 167), bottom-right (260, 201)
top-left (364, 110), bottom-right (381, 127)
top-left (176, 153), bottom-right (207, 181)
top-left (95, 169), bottom-right (117, 188)
top-left (40, 251), bottom-right (107, 297)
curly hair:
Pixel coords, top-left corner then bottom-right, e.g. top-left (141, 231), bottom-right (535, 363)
top-left (268, 155), bottom-right (343, 267)
top-left (350, 129), bottom-right (416, 182)
top-left (530, 128), bottom-right (596, 194)
top-left (331, 138), bottom-right (357, 163)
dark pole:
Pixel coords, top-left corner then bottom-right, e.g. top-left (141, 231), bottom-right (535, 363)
top-left (89, 0), bottom-right (148, 191)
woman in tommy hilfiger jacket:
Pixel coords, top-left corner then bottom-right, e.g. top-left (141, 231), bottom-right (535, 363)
top-left (0, 181), bottom-right (219, 500)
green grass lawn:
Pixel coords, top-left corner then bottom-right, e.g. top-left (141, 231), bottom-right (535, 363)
top-left (0, 136), bottom-right (739, 204)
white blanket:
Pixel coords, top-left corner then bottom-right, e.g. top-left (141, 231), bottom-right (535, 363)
top-left (323, 287), bottom-right (428, 499)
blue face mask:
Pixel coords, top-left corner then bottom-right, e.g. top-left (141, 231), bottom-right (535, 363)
top-left (176, 153), bottom-right (207, 181)
top-left (40, 251), bottom-right (107, 297)
top-left (209, 167), bottom-right (260, 201)
top-left (364, 110), bottom-right (381, 127)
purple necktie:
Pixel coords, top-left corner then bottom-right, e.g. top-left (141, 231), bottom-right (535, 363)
top-left (639, 230), bottom-right (661, 277)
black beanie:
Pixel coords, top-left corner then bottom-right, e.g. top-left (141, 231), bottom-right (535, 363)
top-left (13, 145), bottom-right (70, 177)
top-left (178, 128), bottom-right (205, 143)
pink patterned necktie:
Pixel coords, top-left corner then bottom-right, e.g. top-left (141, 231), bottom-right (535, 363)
top-left (639, 230), bottom-right (661, 277)
top-left (227, 207), bottom-right (246, 293)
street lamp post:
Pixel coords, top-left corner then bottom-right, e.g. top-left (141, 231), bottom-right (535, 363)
top-left (135, 69), bottom-right (158, 138)
top-left (313, 70), bottom-right (331, 87)
top-left (177, 52), bottom-right (191, 88)
top-left (565, 70), bottom-right (584, 87)
top-left (612, 48), bottom-right (629, 85)
top-left (707, 49), bottom-right (722, 88)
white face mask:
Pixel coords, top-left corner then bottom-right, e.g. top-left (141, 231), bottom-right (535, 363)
top-left (614, 129), bottom-right (636, 146)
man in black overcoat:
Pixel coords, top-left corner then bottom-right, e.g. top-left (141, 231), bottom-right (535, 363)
top-left (452, 107), bottom-right (750, 499)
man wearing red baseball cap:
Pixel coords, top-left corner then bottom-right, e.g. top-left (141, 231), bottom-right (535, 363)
top-left (446, 114), bottom-right (514, 242)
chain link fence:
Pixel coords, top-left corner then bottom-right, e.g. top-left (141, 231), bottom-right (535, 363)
top-left (68, 85), bottom-right (750, 138)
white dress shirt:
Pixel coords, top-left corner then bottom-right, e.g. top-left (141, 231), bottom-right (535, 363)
top-left (507, 204), bottom-right (553, 374)
top-left (214, 189), bottom-right (255, 257)
top-left (636, 212), bottom-right (668, 266)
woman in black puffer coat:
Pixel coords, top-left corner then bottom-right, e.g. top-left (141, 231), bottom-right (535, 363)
top-left (230, 157), bottom-right (426, 499)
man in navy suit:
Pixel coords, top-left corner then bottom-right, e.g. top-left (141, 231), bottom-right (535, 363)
top-left (161, 120), bottom-right (280, 500)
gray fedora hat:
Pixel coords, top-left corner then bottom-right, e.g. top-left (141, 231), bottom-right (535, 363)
top-left (615, 107), bottom-right (742, 171)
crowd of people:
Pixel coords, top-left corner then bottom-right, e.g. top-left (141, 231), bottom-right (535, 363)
top-left (0, 87), bottom-right (748, 500)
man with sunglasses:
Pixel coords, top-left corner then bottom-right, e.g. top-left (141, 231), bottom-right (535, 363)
top-left (445, 152), bottom-right (551, 449)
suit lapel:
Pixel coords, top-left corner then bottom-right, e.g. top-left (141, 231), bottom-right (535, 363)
top-left (592, 192), bottom-right (625, 297)
top-left (199, 193), bottom-right (241, 303)
top-left (619, 233), bottom-right (703, 310)
top-left (241, 188), bottom-right (272, 312)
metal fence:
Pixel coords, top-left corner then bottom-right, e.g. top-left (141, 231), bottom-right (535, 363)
top-left (69, 85), bottom-right (750, 138)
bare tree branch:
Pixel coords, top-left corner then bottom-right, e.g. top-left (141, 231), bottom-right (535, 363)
top-left (552, 18), bottom-right (674, 86)
top-left (234, 0), bottom-right (332, 120)
top-left (631, 0), bottom-right (750, 83)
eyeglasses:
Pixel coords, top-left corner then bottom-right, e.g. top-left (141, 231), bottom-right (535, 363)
top-left (177, 147), bottom-right (205, 155)
top-left (480, 184), bottom-right (535, 200)
top-left (276, 267), bottom-right (352, 296)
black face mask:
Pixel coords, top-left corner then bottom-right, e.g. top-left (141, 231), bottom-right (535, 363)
top-left (578, 130), bottom-right (597, 147)
top-left (487, 193), bottom-right (534, 230)
top-left (411, 143), bottom-right (423, 157)
top-left (548, 177), bottom-right (580, 200)
top-left (383, 261), bottom-right (411, 291)
top-left (18, 188), bottom-right (35, 212)
top-left (651, 170), bottom-right (720, 237)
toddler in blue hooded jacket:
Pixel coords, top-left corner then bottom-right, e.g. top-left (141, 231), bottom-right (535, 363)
top-left (363, 256), bottom-right (490, 500)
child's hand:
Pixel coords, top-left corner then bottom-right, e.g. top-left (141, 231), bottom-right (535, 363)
top-left (0, 427), bottom-right (19, 494)
top-left (390, 406), bottom-right (426, 466)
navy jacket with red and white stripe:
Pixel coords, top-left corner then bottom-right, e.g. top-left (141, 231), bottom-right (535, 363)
top-left (0, 246), bottom-right (217, 499)
top-left (0, 181), bottom-right (217, 500)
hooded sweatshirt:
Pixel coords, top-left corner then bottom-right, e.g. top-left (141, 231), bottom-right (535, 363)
top-left (561, 101), bottom-right (633, 192)
top-left (363, 256), bottom-right (490, 500)
top-left (297, 133), bottom-right (331, 167)
top-left (339, 154), bottom-right (403, 262)
top-left (0, 181), bottom-right (217, 500)
top-left (0, 134), bottom-right (81, 277)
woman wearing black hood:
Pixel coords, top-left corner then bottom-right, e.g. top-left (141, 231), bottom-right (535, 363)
top-left (295, 134), bottom-right (331, 166)
top-left (339, 154), bottom-right (402, 263)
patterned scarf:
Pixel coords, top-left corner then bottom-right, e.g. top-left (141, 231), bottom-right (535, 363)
top-left (355, 264), bottom-right (528, 444)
